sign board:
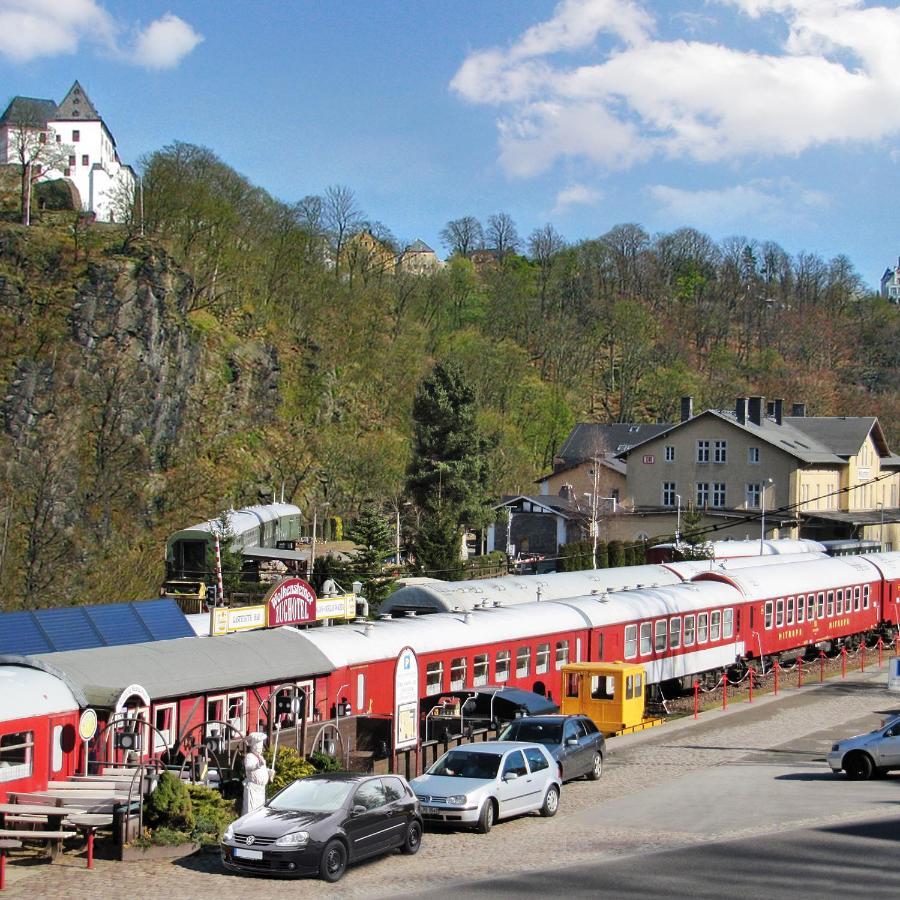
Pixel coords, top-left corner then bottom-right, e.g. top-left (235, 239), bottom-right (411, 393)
top-left (114, 683), bottom-right (151, 713)
top-left (394, 646), bottom-right (419, 750)
top-left (643, 454), bottom-right (655, 464)
top-left (889, 657), bottom-right (900, 693)
top-left (266, 578), bottom-right (317, 627)
top-left (316, 593), bottom-right (356, 621)
top-left (211, 604), bottom-right (267, 636)
top-left (78, 708), bottom-right (98, 742)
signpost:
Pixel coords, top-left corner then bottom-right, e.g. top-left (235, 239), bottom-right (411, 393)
top-left (266, 578), bottom-right (317, 627)
top-left (394, 647), bottom-right (419, 753)
top-left (78, 708), bottom-right (98, 775)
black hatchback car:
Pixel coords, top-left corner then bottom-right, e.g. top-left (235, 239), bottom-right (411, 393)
top-left (221, 773), bottom-right (423, 882)
top-left (498, 714), bottom-right (606, 782)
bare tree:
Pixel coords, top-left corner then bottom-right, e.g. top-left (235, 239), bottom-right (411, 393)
top-left (528, 224), bottom-right (566, 316)
top-left (322, 185), bottom-right (364, 275)
top-left (439, 216), bottom-right (484, 257)
top-left (486, 212), bottom-right (520, 259)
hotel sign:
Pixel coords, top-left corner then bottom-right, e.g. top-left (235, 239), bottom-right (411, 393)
top-left (266, 578), bottom-right (317, 627)
top-left (211, 605), bottom-right (267, 636)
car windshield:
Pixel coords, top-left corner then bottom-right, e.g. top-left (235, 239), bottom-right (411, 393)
top-left (427, 750), bottom-right (501, 780)
top-left (499, 721), bottom-right (563, 745)
top-left (268, 779), bottom-right (354, 813)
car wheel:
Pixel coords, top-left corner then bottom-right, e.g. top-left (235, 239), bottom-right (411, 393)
top-left (587, 753), bottom-right (603, 781)
top-left (540, 785), bottom-right (559, 817)
top-left (319, 839), bottom-right (348, 883)
top-left (476, 799), bottom-right (496, 834)
top-left (843, 752), bottom-right (875, 781)
top-left (401, 820), bottom-right (423, 855)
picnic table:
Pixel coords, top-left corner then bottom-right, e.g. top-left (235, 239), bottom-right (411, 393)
top-left (67, 814), bottom-right (114, 869)
top-left (0, 803), bottom-right (84, 831)
top-left (0, 839), bottom-right (22, 891)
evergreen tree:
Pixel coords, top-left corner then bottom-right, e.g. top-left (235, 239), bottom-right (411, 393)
top-left (346, 508), bottom-right (394, 612)
top-left (624, 545), bottom-right (636, 566)
top-left (595, 540), bottom-right (609, 569)
top-left (680, 505), bottom-right (712, 559)
top-left (608, 540), bottom-right (625, 568)
top-left (413, 507), bottom-right (464, 580)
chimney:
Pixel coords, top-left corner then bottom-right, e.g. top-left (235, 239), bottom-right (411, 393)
top-left (792, 402), bottom-right (806, 417)
top-left (559, 484), bottom-right (574, 501)
top-left (766, 400), bottom-right (776, 417)
top-left (748, 396), bottom-right (764, 426)
top-left (773, 398), bottom-right (783, 426)
top-left (735, 397), bottom-right (747, 425)
top-left (680, 396), bottom-right (693, 422)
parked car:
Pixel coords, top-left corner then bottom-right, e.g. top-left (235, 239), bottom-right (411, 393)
top-left (221, 773), bottom-right (423, 882)
top-left (827, 714), bottom-right (900, 780)
top-left (498, 714), bottom-right (606, 782)
top-left (409, 741), bottom-right (561, 834)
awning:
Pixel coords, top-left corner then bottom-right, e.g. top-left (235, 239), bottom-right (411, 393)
top-left (800, 508), bottom-right (900, 527)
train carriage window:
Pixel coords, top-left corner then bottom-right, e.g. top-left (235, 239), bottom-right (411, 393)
top-left (723, 608), bottom-right (734, 639)
top-left (640, 622), bottom-right (652, 655)
top-left (450, 657), bottom-right (467, 690)
top-left (683, 615), bottom-right (696, 646)
top-left (206, 696), bottom-right (225, 738)
top-left (595, 632), bottom-right (604, 660)
top-left (710, 610), bottom-right (721, 641)
top-left (516, 646), bottom-right (531, 678)
top-left (654, 620), bottom-right (667, 652)
top-left (797, 597), bottom-right (805, 623)
top-left (536, 643), bottom-right (550, 674)
top-left (697, 613), bottom-right (709, 643)
top-left (806, 595), bottom-right (815, 620)
top-left (625, 674), bottom-right (635, 700)
top-left (228, 693), bottom-right (247, 733)
top-left (635, 672), bottom-right (643, 697)
top-left (426, 661), bottom-right (444, 695)
top-left (854, 586), bottom-right (861, 612)
top-left (356, 673), bottom-right (365, 712)
top-left (591, 675), bottom-right (615, 700)
top-left (764, 601), bottom-right (773, 629)
top-left (670, 617), bottom-right (682, 649)
top-left (624, 625), bottom-right (638, 659)
top-left (496, 651), bottom-right (510, 682)
top-left (775, 600), bottom-right (784, 628)
top-left (555, 640), bottom-right (570, 669)
top-left (154, 703), bottom-right (177, 754)
top-left (0, 731), bottom-right (34, 782)
top-left (787, 597), bottom-right (794, 625)
top-left (836, 589), bottom-right (843, 615)
top-left (827, 592), bottom-right (834, 617)
top-left (473, 653), bottom-right (489, 686)
top-left (566, 672), bottom-right (580, 698)
top-left (817, 593), bottom-right (825, 618)
top-left (863, 585), bottom-right (870, 609)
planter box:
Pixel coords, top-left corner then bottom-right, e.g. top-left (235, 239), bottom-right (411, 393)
top-left (119, 841), bottom-right (199, 862)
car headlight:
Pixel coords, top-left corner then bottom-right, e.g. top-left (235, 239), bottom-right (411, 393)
top-left (831, 743), bottom-right (840, 752)
top-left (275, 830), bottom-right (310, 847)
top-left (223, 823), bottom-right (234, 842)
top-left (446, 795), bottom-right (468, 806)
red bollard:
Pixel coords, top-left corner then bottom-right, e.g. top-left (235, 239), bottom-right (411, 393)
top-left (774, 660), bottom-right (780, 695)
top-left (693, 680), bottom-right (700, 719)
top-left (878, 638), bottom-right (884, 668)
top-left (819, 649), bottom-right (825, 682)
top-left (87, 830), bottom-right (94, 870)
top-left (1, 847), bottom-right (6, 892)
top-left (749, 668), bottom-right (754, 703)
top-left (722, 676), bottom-right (728, 711)
top-left (841, 646), bottom-right (847, 678)
top-left (797, 657), bottom-right (803, 688)
top-left (861, 643), bottom-right (866, 673)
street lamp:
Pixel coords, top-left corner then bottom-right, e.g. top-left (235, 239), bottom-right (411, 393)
top-left (876, 501), bottom-right (884, 548)
top-left (760, 478), bottom-right (774, 554)
top-left (675, 494), bottom-right (682, 546)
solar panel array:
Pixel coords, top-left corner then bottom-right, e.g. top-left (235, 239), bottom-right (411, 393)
top-left (0, 599), bottom-right (194, 655)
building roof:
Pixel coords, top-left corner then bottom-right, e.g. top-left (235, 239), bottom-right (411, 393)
top-left (0, 666), bottom-right (79, 722)
top-left (0, 599), bottom-right (195, 656)
top-left (54, 81), bottom-right (99, 120)
top-left (404, 239), bottom-right (434, 254)
top-left (0, 96), bottom-right (58, 126)
top-left (784, 416), bottom-right (890, 458)
top-left (494, 494), bottom-right (580, 517)
top-left (557, 423), bottom-right (671, 463)
top-left (9, 627), bottom-right (335, 707)
top-left (535, 455), bottom-right (625, 484)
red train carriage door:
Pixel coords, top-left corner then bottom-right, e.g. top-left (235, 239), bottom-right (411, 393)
top-left (48, 715), bottom-right (77, 779)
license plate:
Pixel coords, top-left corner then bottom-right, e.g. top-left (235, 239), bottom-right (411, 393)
top-left (234, 848), bottom-right (263, 860)
top-left (422, 806), bottom-right (440, 815)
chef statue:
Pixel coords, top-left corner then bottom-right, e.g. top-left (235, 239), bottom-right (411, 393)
top-left (242, 732), bottom-right (274, 815)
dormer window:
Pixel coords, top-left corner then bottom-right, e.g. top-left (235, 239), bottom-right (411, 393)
top-left (72, 130), bottom-right (80, 141)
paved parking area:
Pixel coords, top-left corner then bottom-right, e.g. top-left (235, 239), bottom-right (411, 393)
top-left (3, 668), bottom-right (898, 899)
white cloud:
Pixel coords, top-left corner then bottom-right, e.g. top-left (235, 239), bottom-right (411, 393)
top-left (647, 178), bottom-right (830, 230)
top-left (451, 0), bottom-right (900, 176)
top-left (553, 183), bottom-right (604, 214)
top-left (0, 0), bottom-right (201, 69)
top-left (132, 13), bottom-right (203, 70)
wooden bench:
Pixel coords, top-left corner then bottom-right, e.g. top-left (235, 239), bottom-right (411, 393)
top-left (67, 815), bottom-right (114, 869)
top-left (0, 830), bottom-right (79, 860)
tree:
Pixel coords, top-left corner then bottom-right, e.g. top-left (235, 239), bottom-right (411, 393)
top-left (346, 508), bottom-right (394, 612)
top-left (439, 216), bottom-right (483, 258)
top-left (486, 212), bottom-right (520, 260)
top-left (412, 506), bottom-right (463, 580)
top-left (322, 184), bottom-right (364, 276)
top-left (528, 224), bottom-right (566, 317)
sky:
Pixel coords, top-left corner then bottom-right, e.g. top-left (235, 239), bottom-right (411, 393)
top-left (0, 0), bottom-right (897, 289)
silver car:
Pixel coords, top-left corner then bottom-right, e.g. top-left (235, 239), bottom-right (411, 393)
top-left (827, 714), bottom-right (900, 779)
top-left (409, 741), bottom-right (561, 833)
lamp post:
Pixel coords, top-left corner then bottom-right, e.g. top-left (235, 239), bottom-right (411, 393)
top-left (760, 478), bottom-right (774, 554)
top-left (675, 494), bottom-right (682, 546)
top-left (876, 501), bottom-right (884, 548)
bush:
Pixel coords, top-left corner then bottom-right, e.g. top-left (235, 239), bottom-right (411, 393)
top-left (186, 784), bottom-right (239, 847)
top-left (309, 751), bottom-right (342, 773)
top-left (144, 771), bottom-right (194, 832)
top-left (262, 745), bottom-right (316, 798)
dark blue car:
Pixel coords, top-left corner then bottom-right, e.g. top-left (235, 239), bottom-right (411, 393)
top-left (498, 714), bottom-right (605, 782)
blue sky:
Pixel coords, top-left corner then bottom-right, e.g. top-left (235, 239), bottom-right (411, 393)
top-left (1, 0), bottom-right (897, 289)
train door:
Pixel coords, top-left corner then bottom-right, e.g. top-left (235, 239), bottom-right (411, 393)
top-left (47, 715), bottom-right (77, 779)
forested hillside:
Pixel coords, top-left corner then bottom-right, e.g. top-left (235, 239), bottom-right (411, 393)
top-left (0, 141), bottom-right (897, 609)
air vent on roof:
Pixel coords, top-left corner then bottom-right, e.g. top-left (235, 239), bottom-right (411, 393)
top-left (493, 600), bottom-right (503, 608)
top-left (379, 614), bottom-right (392, 621)
top-left (353, 617), bottom-right (368, 624)
top-left (405, 610), bottom-right (417, 618)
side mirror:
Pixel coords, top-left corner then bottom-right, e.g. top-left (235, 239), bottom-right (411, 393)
top-left (351, 805), bottom-right (367, 817)
top-left (502, 772), bottom-right (518, 782)
top-left (566, 738), bottom-right (579, 747)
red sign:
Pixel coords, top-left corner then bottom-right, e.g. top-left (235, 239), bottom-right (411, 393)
top-left (266, 578), bottom-right (317, 627)
top-left (643, 454), bottom-right (655, 464)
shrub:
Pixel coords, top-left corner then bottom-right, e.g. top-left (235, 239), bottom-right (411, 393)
top-left (262, 745), bottom-right (316, 798)
top-left (309, 751), bottom-right (341, 773)
top-left (144, 771), bottom-right (194, 832)
top-left (186, 784), bottom-right (239, 846)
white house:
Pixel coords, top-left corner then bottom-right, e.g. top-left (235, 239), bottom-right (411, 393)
top-left (0, 81), bottom-right (134, 222)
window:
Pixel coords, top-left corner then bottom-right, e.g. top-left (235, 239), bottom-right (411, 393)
top-left (669, 616), bottom-right (682, 649)
top-left (714, 440), bottom-right (727, 463)
top-left (0, 731), bottom-right (34, 782)
top-left (665, 445), bottom-right (675, 462)
top-left (426, 661), bottom-right (443, 695)
top-left (72, 129), bottom-right (80, 141)
top-left (775, 599), bottom-right (784, 628)
top-left (555, 640), bottom-right (569, 669)
top-left (473, 653), bottom-right (489, 686)
top-left (381, 777), bottom-right (407, 803)
top-left (68, 154), bottom-right (76, 167)
top-left (764, 601), bottom-right (773, 629)
top-left (696, 483), bottom-right (709, 507)
top-left (787, 597), bottom-right (794, 625)
top-left (354, 780), bottom-right (386, 811)
top-left (565, 672), bottom-right (580, 698)
top-left (723, 608), bottom-right (734, 638)
top-left (39, 131), bottom-right (47, 144)
top-left (654, 620), bottom-right (667, 652)
top-left (154, 704), bottom-right (177, 753)
top-left (826, 592), bottom-right (834, 617)
top-left (516, 646), bottom-right (531, 678)
top-left (854, 587), bottom-right (861, 612)
top-left (639, 622), bottom-right (652, 655)
top-left (836, 590), bottom-right (843, 615)
top-left (624, 625), bottom-right (638, 659)
top-left (206, 696), bottom-right (225, 737)
top-left (863, 584), bottom-right (870, 609)
top-left (663, 482), bottom-right (676, 507)
top-left (63, 168), bottom-right (71, 176)
top-left (591, 675), bottom-right (615, 700)
top-left (356, 673), bottom-right (365, 711)
top-left (697, 440), bottom-right (710, 463)
top-left (524, 747), bottom-right (549, 773)
top-left (502, 750), bottom-right (528, 778)
top-left (536, 643), bottom-right (550, 674)
top-left (748, 447), bottom-right (760, 464)
top-left (806, 594), bottom-right (815, 620)
top-left (817, 593), bottom-right (825, 618)
top-left (746, 483), bottom-right (761, 509)
top-left (228, 693), bottom-right (246, 732)
top-left (55, 133), bottom-right (61, 143)
top-left (81, 154), bottom-right (89, 166)
top-left (710, 610), bottom-right (722, 641)
top-left (683, 615), bottom-right (696, 646)
top-left (450, 656), bottom-right (467, 690)
top-left (712, 483), bottom-right (726, 508)
top-left (697, 613), bottom-right (709, 643)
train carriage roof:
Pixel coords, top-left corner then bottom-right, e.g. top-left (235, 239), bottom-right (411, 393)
top-left (857, 552), bottom-right (900, 581)
top-left (166, 503), bottom-right (301, 550)
top-left (0, 665), bottom-right (80, 722)
top-left (663, 551), bottom-right (829, 580)
top-left (693, 555), bottom-right (885, 597)
top-left (379, 565), bottom-right (683, 616)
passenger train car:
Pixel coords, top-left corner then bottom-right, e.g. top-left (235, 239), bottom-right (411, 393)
top-left (645, 538), bottom-right (826, 563)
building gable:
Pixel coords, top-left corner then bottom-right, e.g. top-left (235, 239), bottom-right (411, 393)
top-left (54, 80), bottom-right (99, 120)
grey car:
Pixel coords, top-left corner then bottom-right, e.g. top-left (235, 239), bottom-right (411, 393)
top-left (827, 714), bottom-right (900, 779)
top-left (409, 741), bottom-right (561, 833)
top-left (498, 714), bottom-right (605, 782)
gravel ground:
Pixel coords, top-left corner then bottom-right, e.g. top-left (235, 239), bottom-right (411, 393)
top-left (3, 664), bottom-right (897, 900)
